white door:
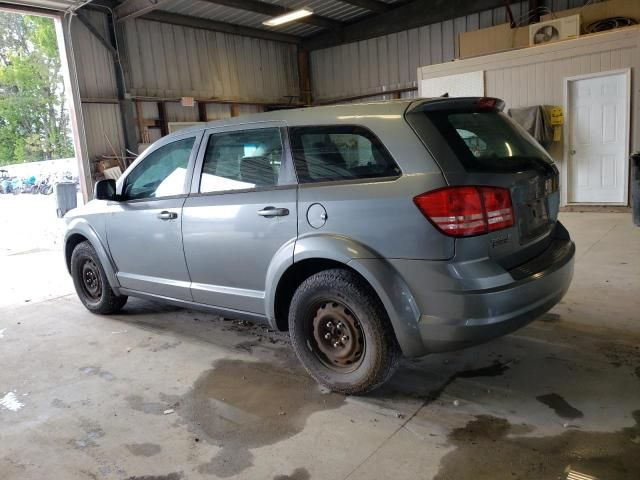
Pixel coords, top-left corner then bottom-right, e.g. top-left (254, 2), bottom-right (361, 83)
top-left (568, 71), bottom-right (629, 203)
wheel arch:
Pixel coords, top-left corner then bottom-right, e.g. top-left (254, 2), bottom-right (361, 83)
top-left (267, 234), bottom-right (425, 357)
top-left (64, 219), bottom-right (120, 290)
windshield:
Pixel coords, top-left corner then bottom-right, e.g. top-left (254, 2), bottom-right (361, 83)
top-left (408, 109), bottom-right (554, 173)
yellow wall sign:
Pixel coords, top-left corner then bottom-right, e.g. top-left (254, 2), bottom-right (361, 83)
top-left (550, 106), bottom-right (564, 126)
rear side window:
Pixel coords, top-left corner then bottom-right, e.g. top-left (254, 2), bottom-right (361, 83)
top-left (290, 126), bottom-right (400, 183)
top-left (408, 110), bottom-right (554, 173)
top-left (199, 128), bottom-right (283, 193)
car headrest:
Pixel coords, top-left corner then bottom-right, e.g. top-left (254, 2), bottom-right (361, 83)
top-left (311, 142), bottom-right (346, 169)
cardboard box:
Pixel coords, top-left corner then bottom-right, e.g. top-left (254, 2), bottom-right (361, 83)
top-left (459, 23), bottom-right (529, 59)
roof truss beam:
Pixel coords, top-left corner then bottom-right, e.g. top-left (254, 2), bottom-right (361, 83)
top-left (115, 0), bottom-right (176, 22)
top-left (141, 10), bottom-right (301, 44)
top-left (304, 0), bottom-right (510, 50)
top-left (199, 0), bottom-right (343, 30)
top-left (336, 0), bottom-right (390, 14)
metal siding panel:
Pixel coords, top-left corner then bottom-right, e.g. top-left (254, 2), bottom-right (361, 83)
top-left (453, 17), bottom-right (467, 60)
top-left (418, 25), bottom-right (431, 68)
top-left (388, 33), bottom-right (400, 87)
top-left (479, 10), bottom-right (493, 29)
top-left (377, 36), bottom-right (389, 91)
top-left (124, 19), bottom-right (298, 101)
top-left (408, 28), bottom-right (420, 86)
top-left (430, 22), bottom-right (443, 65)
top-left (370, 38), bottom-right (381, 90)
top-left (442, 20), bottom-right (455, 62)
top-left (466, 13), bottom-right (480, 32)
top-left (348, 41), bottom-right (361, 96)
top-left (81, 104), bottom-right (124, 161)
top-left (358, 40), bottom-right (369, 94)
top-left (72, 10), bottom-right (117, 99)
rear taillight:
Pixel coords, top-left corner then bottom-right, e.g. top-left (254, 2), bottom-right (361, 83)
top-left (414, 186), bottom-right (514, 237)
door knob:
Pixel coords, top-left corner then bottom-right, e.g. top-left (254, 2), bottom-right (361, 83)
top-left (157, 211), bottom-right (178, 220)
top-left (569, 149), bottom-right (576, 155)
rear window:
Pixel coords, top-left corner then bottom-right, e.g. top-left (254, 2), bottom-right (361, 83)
top-left (408, 110), bottom-right (554, 173)
top-left (290, 126), bottom-right (400, 183)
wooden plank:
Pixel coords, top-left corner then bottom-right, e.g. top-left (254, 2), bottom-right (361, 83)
top-left (157, 101), bottom-right (168, 136)
top-left (297, 47), bottom-right (312, 104)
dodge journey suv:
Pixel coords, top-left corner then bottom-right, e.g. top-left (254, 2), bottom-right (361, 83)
top-left (64, 97), bottom-right (574, 394)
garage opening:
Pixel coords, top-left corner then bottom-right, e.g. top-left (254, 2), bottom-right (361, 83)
top-left (0, 7), bottom-right (80, 304)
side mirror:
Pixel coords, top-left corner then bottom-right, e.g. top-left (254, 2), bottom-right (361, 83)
top-left (94, 179), bottom-right (117, 201)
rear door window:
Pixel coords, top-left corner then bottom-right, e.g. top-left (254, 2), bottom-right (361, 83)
top-left (407, 110), bottom-right (554, 173)
top-left (290, 126), bottom-right (400, 183)
top-left (199, 128), bottom-right (283, 193)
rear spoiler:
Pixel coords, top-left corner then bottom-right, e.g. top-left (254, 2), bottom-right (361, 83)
top-left (407, 97), bottom-right (506, 114)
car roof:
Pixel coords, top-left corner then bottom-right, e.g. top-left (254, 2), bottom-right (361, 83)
top-left (164, 99), bottom-right (422, 138)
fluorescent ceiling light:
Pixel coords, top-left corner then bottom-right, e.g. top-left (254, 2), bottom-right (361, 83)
top-left (263, 8), bottom-right (313, 27)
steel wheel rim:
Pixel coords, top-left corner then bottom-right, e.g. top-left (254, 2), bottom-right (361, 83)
top-left (308, 300), bottom-right (365, 372)
top-left (80, 259), bottom-right (102, 300)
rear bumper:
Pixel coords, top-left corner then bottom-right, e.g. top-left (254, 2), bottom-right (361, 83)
top-left (418, 239), bottom-right (574, 352)
top-left (384, 224), bottom-right (575, 356)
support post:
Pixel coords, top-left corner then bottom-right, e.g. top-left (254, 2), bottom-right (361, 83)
top-left (297, 47), bottom-right (312, 105)
top-left (157, 102), bottom-right (168, 136)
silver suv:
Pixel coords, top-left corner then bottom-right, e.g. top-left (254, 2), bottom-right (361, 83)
top-left (64, 98), bottom-right (574, 394)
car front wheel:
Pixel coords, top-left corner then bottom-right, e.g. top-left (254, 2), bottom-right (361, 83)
top-left (71, 241), bottom-right (127, 314)
top-left (288, 268), bottom-right (400, 395)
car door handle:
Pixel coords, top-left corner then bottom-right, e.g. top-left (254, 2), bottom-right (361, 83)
top-left (157, 211), bottom-right (178, 220)
top-left (257, 206), bottom-right (289, 218)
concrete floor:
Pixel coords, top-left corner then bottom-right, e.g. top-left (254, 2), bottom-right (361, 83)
top-left (1, 196), bottom-right (639, 480)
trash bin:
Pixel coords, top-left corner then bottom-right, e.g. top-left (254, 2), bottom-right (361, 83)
top-left (55, 181), bottom-right (78, 218)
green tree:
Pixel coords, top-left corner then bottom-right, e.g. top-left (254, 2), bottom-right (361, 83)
top-left (0, 12), bottom-right (74, 166)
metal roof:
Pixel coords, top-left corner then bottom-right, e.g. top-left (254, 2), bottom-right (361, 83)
top-left (117, 0), bottom-right (403, 38)
top-left (163, 0), bottom-right (392, 37)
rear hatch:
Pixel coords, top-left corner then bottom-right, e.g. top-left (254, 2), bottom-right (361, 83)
top-left (405, 97), bottom-right (560, 269)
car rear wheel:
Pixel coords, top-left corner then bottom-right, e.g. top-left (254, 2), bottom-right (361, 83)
top-left (71, 241), bottom-right (127, 314)
top-left (289, 268), bottom-right (400, 395)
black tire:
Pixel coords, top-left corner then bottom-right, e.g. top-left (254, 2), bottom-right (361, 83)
top-left (71, 241), bottom-right (127, 314)
top-left (288, 268), bottom-right (400, 395)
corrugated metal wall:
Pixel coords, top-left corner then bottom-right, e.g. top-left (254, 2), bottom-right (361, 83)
top-left (68, 0), bottom-right (597, 178)
top-left (309, 0), bottom-right (595, 102)
top-left (121, 18), bottom-right (299, 102)
top-left (70, 10), bottom-right (126, 163)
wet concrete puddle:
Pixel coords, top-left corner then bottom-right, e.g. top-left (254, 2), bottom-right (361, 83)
top-left (172, 359), bottom-right (343, 477)
top-left (434, 411), bottom-right (640, 480)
